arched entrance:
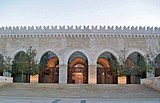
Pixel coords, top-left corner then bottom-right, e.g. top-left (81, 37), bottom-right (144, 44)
top-left (39, 51), bottom-right (59, 83)
top-left (12, 51), bottom-right (30, 83)
top-left (125, 52), bottom-right (146, 84)
top-left (68, 51), bottom-right (88, 84)
top-left (0, 53), bottom-right (4, 76)
top-left (97, 51), bottom-right (118, 84)
top-left (155, 53), bottom-right (160, 77)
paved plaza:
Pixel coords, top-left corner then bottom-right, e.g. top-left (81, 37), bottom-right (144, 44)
top-left (0, 83), bottom-right (160, 103)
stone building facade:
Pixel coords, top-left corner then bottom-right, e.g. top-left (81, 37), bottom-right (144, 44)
top-left (0, 26), bottom-right (160, 84)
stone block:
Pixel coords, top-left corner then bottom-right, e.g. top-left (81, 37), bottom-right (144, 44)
top-left (0, 76), bottom-right (13, 83)
top-left (141, 76), bottom-right (160, 92)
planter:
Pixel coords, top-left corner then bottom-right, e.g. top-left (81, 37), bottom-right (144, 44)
top-left (118, 76), bottom-right (126, 84)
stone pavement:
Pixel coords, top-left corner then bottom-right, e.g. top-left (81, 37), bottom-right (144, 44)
top-left (0, 96), bottom-right (160, 103)
top-left (0, 83), bottom-right (160, 103)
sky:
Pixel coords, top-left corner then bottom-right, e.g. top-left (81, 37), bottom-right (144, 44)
top-left (0, 0), bottom-right (160, 27)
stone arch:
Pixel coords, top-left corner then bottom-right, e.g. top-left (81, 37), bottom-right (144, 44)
top-left (125, 51), bottom-right (146, 84)
top-left (95, 48), bottom-right (119, 64)
top-left (67, 51), bottom-right (88, 84)
top-left (155, 53), bottom-right (160, 77)
top-left (64, 49), bottom-right (90, 65)
top-left (37, 49), bottom-right (62, 64)
top-left (97, 51), bottom-right (118, 84)
top-left (12, 51), bottom-right (29, 83)
top-left (126, 48), bottom-right (146, 60)
top-left (0, 53), bottom-right (4, 76)
top-left (10, 48), bottom-right (26, 62)
top-left (39, 51), bottom-right (59, 83)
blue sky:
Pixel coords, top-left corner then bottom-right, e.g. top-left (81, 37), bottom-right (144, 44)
top-left (0, 0), bottom-right (160, 27)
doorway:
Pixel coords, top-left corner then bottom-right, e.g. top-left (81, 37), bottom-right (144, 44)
top-left (73, 72), bottom-right (83, 84)
top-left (67, 51), bottom-right (88, 84)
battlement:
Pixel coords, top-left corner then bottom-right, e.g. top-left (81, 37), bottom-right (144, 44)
top-left (0, 25), bottom-right (160, 34)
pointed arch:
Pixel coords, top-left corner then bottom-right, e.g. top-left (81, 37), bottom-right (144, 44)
top-left (67, 51), bottom-right (88, 84)
top-left (64, 49), bottom-right (90, 65)
top-left (125, 51), bottom-right (146, 84)
top-left (95, 48), bottom-right (119, 64)
top-left (10, 48), bottom-right (26, 62)
top-left (126, 48), bottom-right (146, 60)
top-left (39, 51), bottom-right (59, 83)
top-left (12, 51), bottom-right (29, 83)
top-left (97, 51), bottom-right (118, 84)
top-left (37, 49), bottom-right (61, 64)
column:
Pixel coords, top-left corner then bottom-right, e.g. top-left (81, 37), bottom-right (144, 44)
top-left (88, 64), bottom-right (97, 84)
top-left (59, 64), bottom-right (67, 84)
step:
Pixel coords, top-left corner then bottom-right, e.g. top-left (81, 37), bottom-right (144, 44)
top-left (0, 83), bottom-right (160, 99)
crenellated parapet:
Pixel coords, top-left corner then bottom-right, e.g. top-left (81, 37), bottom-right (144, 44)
top-left (0, 25), bottom-right (160, 34)
top-left (0, 26), bottom-right (160, 38)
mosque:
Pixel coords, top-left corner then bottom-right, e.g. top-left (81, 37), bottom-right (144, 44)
top-left (0, 26), bottom-right (160, 84)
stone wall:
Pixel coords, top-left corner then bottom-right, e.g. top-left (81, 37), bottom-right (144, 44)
top-left (0, 76), bottom-right (13, 86)
top-left (141, 76), bottom-right (160, 92)
top-left (0, 26), bottom-right (160, 83)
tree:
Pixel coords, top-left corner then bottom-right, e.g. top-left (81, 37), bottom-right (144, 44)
top-left (127, 54), bottom-right (147, 77)
top-left (118, 48), bottom-right (150, 77)
top-left (144, 54), bottom-right (155, 74)
top-left (108, 56), bottom-right (118, 76)
top-left (0, 52), bottom-right (12, 77)
top-left (1, 56), bottom-right (12, 77)
top-left (11, 46), bottom-right (38, 82)
top-left (145, 47), bottom-right (159, 77)
top-left (25, 46), bottom-right (39, 82)
top-left (12, 51), bottom-right (27, 77)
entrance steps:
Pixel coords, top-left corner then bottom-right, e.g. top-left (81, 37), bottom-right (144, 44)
top-left (0, 83), bottom-right (160, 99)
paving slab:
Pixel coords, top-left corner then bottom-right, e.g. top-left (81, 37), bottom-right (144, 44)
top-left (0, 96), bottom-right (160, 103)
